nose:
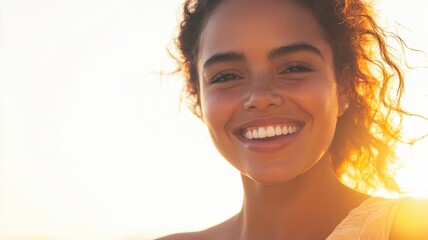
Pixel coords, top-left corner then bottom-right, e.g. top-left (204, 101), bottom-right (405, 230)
top-left (243, 82), bottom-right (283, 111)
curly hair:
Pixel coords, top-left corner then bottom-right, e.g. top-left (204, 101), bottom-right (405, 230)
top-left (174, 0), bottom-right (412, 193)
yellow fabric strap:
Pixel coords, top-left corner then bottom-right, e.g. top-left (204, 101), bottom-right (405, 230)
top-left (326, 197), bottom-right (404, 240)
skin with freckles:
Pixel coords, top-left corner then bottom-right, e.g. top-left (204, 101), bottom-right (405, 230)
top-left (197, 0), bottom-right (346, 185)
top-left (157, 0), bottom-right (428, 239)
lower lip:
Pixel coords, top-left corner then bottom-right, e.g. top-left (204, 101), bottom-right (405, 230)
top-left (235, 129), bottom-right (301, 153)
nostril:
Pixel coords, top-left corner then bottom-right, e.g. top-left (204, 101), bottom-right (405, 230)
top-left (243, 90), bottom-right (283, 111)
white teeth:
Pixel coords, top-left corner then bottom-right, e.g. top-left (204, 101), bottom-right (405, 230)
top-left (244, 125), bottom-right (299, 140)
top-left (253, 129), bottom-right (259, 139)
top-left (247, 130), bottom-right (253, 139)
top-left (258, 127), bottom-right (267, 138)
top-left (266, 126), bottom-right (275, 137)
top-left (282, 126), bottom-right (288, 135)
top-left (275, 126), bottom-right (282, 135)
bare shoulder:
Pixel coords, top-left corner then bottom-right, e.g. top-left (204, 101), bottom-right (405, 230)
top-left (390, 197), bottom-right (428, 239)
top-left (155, 214), bottom-right (239, 240)
top-left (155, 231), bottom-right (203, 240)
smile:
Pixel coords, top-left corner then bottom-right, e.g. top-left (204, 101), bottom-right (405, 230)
top-left (233, 118), bottom-right (304, 153)
top-left (242, 124), bottom-right (300, 140)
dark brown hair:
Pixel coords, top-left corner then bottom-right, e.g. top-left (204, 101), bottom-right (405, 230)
top-left (174, 0), bottom-right (415, 193)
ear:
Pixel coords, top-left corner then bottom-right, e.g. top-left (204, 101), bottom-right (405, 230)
top-left (337, 66), bottom-right (350, 118)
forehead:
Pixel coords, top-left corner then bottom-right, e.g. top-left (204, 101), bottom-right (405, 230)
top-left (198, 0), bottom-right (330, 65)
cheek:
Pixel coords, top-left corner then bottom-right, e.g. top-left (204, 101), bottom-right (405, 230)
top-left (296, 76), bottom-right (339, 116)
top-left (200, 90), bottom-right (244, 167)
top-left (300, 81), bottom-right (339, 148)
top-left (310, 89), bottom-right (338, 119)
top-left (200, 90), bottom-right (237, 136)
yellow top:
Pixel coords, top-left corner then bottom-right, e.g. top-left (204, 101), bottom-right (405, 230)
top-left (327, 197), bottom-right (404, 240)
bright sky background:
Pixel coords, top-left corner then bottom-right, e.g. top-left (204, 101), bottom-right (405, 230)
top-left (0, 0), bottom-right (427, 239)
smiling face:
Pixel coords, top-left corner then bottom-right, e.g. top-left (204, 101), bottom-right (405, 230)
top-left (197, 0), bottom-right (348, 184)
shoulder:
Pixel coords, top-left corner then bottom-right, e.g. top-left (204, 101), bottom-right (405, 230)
top-left (389, 197), bottom-right (428, 239)
top-left (155, 231), bottom-right (203, 240)
top-left (155, 228), bottom-right (226, 240)
top-left (156, 214), bottom-right (239, 240)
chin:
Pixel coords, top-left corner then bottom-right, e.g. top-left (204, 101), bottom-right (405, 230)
top-left (242, 157), bottom-right (325, 186)
top-left (243, 169), bottom-right (303, 185)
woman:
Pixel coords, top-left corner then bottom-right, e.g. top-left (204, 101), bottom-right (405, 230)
top-left (159, 0), bottom-right (428, 239)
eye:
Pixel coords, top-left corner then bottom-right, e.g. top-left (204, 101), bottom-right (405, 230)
top-left (279, 62), bottom-right (313, 74)
top-left (210, 71), bottom-right (244, 84)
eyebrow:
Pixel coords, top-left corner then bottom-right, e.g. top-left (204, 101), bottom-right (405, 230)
top-left (203, 52), bottom-right (246, 70)
top-left (268, 43), bottom-right (324, 60)
top-left (202, 42), bottom-right (323, 70)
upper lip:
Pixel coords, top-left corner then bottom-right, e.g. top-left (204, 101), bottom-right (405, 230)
top-left (232, 116), bottom-right (305, 136)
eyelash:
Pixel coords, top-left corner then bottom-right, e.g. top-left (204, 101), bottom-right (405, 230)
top-left (280, 62), bottom-right (313, 74)
top-left (209, 62), bottom-right (312, 84)
top-left (210, 71), bottom-right (243, 84)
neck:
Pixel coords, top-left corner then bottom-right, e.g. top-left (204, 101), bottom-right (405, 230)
top-left (234, 156), bottom-right (367, 240)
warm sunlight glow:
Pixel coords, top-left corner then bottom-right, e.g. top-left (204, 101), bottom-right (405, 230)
top-left (394, 106), bottom-right (428, 197)
top-left (373, 0), bottom-right (428, 198)
top-left (392, 65), bottom-right (428, 197)
top-left (0, 0), bottom-right (427, 239)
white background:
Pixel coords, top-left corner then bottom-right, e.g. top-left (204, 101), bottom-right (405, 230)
top-left (0, 0), bottom-right (427, 239)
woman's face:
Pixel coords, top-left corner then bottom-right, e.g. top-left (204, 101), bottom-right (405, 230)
top-left (197, 0), bottom-right (348, 184)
